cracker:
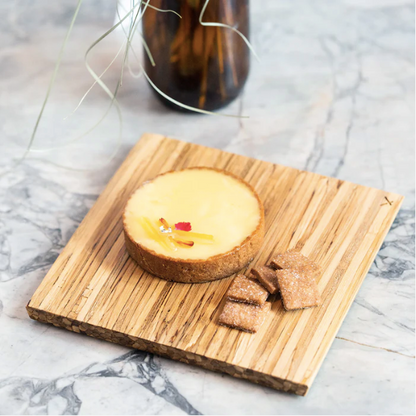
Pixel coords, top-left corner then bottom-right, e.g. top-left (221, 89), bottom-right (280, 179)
top-left (270, 250), bottom-right (322, 278)
top-left (276, 269), bottom-right (321, 310)
top-left (219, 301), bottom-right (271, 333)
top-left (226, 274), bottom-right (268, 306)
top-left (251, 265), bottom-right (279, 294)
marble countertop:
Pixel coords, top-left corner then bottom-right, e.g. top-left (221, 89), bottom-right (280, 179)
top-left (0, 0), bottom-right (414, 414)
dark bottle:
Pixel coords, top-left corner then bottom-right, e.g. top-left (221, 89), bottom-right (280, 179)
top-left (142, 0), bottom-right (250, 112)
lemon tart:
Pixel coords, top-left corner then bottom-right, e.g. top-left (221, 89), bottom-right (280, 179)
top-left (123, 167), bottom-right (264, 283)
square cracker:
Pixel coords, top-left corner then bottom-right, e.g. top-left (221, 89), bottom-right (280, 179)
top-left (219, 301), bottom-right (271, 333)
top-left (251, 266), bottom-right (279, 295)
top-left (226, 274), bottom-right (268, 306)
top-left (276, 269), bottom-right (321, 310)
top-left (270, 250), bottom-right (322, 278)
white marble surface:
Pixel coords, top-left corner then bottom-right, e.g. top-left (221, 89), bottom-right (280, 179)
top-left (0, 0), bottom-right (414, 414)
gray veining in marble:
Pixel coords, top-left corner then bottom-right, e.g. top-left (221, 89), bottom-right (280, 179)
top-left (0, 0), bottom-right (414, 414)
top-left (1, 351), bottom-right (201, 415)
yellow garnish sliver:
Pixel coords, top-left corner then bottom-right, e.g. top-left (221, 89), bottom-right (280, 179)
top-left (138, 218), bottom-right (212, 250)
top-left (173, 233), bottom-right (214, 245)
top-left (169, 236), bottom-right (194, 248)
top-left (159, 218), bottom-right (170, 229)
top-left (139, 217), bottom-right (173, 251)
top-left (173, 229), bottom-right (214, 241)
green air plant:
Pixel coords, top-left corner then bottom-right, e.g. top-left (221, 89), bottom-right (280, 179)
top-left (13, 0), bottom-right (257, 173)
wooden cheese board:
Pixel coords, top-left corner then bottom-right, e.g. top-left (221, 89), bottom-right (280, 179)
top-left (27, 133), bottom-right (403, 395)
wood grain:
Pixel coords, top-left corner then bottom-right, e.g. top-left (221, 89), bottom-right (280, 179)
top-left (27, 133), bottom-right (403, 395)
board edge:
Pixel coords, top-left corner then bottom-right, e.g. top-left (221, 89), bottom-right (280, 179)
top-left (26, 304), bottom-right (309, 396)
top-left (145, 133), bottom-right (405, 198)
top-left (298, 194), bottom-right (405, 390)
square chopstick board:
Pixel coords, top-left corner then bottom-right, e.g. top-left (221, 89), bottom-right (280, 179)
top-left (27, 133), bottom-right (403, 396)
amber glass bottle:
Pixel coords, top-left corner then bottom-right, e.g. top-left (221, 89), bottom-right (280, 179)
top-left (142, 0), bottom-right (250, 112)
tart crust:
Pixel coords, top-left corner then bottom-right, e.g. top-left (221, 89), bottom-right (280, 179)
top-left (123, 167), bottom-right (265, 283)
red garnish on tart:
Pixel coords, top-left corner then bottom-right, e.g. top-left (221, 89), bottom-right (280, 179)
top-left (174, 222), bottom-right (192, 232)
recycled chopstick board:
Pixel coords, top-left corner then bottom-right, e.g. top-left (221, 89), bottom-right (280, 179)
top-left (27, 133), bottom-right (403, 396)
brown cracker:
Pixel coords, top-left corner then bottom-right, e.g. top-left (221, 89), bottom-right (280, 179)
top-left (218, 301), bottom-right (271, 333)
top-left (226, 274), bottom-right (268, 306)
top-left (251, 266), bottom-right (279, 294)
top-left (270, 250), bottom-right (322, 278)
top-left (276, 269), bottom-right (321, 310)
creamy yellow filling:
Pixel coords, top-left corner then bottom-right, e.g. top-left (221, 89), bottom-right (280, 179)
top-left (124, 169), bottom-right (261, 260)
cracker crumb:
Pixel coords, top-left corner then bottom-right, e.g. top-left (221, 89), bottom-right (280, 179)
top-left (276, 269), bottom-right (321, 310)
top-left (251, 266), bottom-right (279, 294)
top-left (219, 301), bottom-right (271, 333)
top-left (270, 250), bottom-right (321, 278)
top-left (226, 274), bottom-right (268, 305)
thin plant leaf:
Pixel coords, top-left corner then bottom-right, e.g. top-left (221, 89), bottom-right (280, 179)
top-left (60, 1), bottom-right (147, 159)
top-left (120, 0), bottom-right (151, 86)
top-left (63, 40), bottom-right (126, 122)
top-left (147, 3), bottom-right (182, 18)
top-left (22, 1), bottom-right (144, 156)
top-left (199, 0), bottom-right (259, 61)
top-left (116, 2), bottom-right (154, 72)
top-left (141, 64), bottom-right (248, 118)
